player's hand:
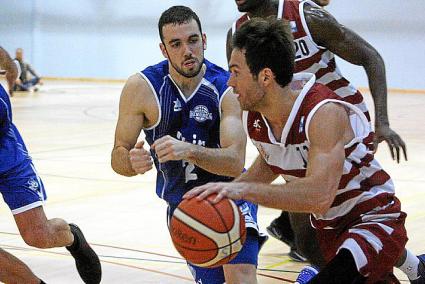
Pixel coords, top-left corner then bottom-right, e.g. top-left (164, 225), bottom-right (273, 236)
top-left (129, 140), bottom-right (153, 174)
top-left (374, 124), bottom-right (407, 163)
top-left (183, 182), bottom-right (248, 203)
top-left (151, 135), bottom-right (192, 163)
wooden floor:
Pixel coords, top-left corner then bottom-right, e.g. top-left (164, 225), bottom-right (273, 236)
top-left (0, 79), bottom-right (424, 283)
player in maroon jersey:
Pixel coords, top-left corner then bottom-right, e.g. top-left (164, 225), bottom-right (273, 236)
top-left (226, 0), bottom-right (418, 277)
top-left (187, 18), bottom-right (422, 283)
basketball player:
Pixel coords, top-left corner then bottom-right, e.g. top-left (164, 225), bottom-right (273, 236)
top-left (185, 18), bottom-right (414, 283)
top-left (228, 0), bottom-right (412, 270)
top-left (111, 6), bottom-right (263, 284)
top-left (0, 46), bottom-right (102, 284)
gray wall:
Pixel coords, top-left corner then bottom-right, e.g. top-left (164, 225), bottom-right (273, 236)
top-left (1, 0), bottom-right (424, 89)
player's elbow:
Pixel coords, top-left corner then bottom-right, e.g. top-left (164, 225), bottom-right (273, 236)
top-left (111, 162), bottom-right (135, 177)
top-left (111, 150), bottom-right (137, 177)
top-left (311, 182), bottom-right (338, 216)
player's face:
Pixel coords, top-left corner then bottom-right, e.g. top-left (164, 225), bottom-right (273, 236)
top-left (160, 19), bottom-right (206, 78)
top-left (234, 0), bottom-right (264, 12)
top-left (312, 0), bottom-right (330, 7)
top-left (228, 49), bottom-right (265, 111)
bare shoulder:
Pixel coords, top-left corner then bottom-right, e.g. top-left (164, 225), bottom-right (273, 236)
top-left (120, 73), bottom-right (157, 114)
top-left (308, 102), bottom-right (349, 146)
top-left (221, 88), bottom-right (241, 116)
top-left (303, 3), bottom-right (344, 44)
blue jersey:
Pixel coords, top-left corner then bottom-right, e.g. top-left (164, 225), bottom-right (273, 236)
top-left (140, 59), bottom-right (233, 206)
top-left (0, 84), bottom-right (31, 174)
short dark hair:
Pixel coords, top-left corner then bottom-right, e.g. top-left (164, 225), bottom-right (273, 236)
top-left (158, 6), bottom-right (202, 43)
top-left (232, 18), bottom-right (295, 88)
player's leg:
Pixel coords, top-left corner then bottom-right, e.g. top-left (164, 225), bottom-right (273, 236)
top-left (183, 201), bottom-right (262, 284)
top-left (395, 249), bottom-right (425, 283)
top-left (0, 248), bottom-right (44, 284)
top-left (186, 230), bottom-right (259, 284)
top-left (14, 206), bottom-right (73, 248)
top-left (3, 161), bottom-right (102, 283)
top-left (289, 212), bottom-right (326, 268)
top-left (223, 231), bottom-right (259, 284)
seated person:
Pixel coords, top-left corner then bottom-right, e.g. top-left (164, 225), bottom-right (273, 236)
top-left (13, 48), bottom-right (42, 92)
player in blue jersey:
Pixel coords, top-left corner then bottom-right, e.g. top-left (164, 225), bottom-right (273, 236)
top-left (0, 46), bottom-right (101, 284)
top-left (111, 6), bottom-right (264, 284)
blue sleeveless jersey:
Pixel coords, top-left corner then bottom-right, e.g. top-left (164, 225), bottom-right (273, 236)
top-left (0, 84), bottom-right (31, 174)
top-left (140, 59), bottom-right (233, 206)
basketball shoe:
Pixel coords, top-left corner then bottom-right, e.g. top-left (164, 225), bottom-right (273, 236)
top-left (294, 265), bottom-right (319, 284)
top-left (66, 223), bottom-right (102, 284)
top-left (266, 220), bottom-right (307, 262)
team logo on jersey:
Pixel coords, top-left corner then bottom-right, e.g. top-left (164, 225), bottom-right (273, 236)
top-left (173, 99), bottom-right (182, 112)
top-left (27, 178), bottom-right (39, 191)
top-left (290, 21), bottom-right (297, 33)
top-left (253, 119), bottom-right (262, 131)
top-left (190, 105), bottom-right (212, 122)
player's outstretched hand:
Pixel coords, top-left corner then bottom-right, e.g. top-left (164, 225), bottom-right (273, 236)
top-left (129, 140), bottom-right (153, 174)
top-left (374, 125), bottom-right (407, 163)
top-left (151, 135), bottom-right (191, 163)
top-left (184, 182), bottom-right (248, 204)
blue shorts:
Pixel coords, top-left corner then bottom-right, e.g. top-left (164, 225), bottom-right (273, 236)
top-left (0, 161), bottom-right (47, 214)
top-left (168, 200), bottom-right (264, 284)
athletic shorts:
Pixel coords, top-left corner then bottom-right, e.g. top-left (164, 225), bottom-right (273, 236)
top-left (168, 200), bottom-right (265, 284)
top-left (317, 197), bottom-right (407, 283)
top-left (0, 161), bottom-right (47, 214)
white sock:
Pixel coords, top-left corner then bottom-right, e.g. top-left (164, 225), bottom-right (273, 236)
top-left (397, 250), bottom-right (420, 280)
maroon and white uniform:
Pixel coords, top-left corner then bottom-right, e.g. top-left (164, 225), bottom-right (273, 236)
top-left (244, 73), bottom-right (407, 282)
top-left (233, 0), bottom-right (371, 123)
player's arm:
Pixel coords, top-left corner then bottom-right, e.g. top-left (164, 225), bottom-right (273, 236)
top-left (0, 47), bottom-right (18, 95)
top-left (111, 74), bottom-right (153, 177)
top-left (304, 5), bottom-right (406, 162)
top-left (226, 28), bottom-right (233, 63)
top-left (185, 103), bottom-right (348, 215)
top-left (152, 89), bottom-right (246, 177)
top-left (235, 154), bottom-right (279, 184)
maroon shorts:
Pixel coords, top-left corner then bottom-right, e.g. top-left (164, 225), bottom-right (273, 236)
top-left (316, 197), bottom-right (407, 283)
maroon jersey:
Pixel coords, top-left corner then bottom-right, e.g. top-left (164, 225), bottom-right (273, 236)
top-left (232, 0), bottom-right (370, 121)
top-left (243, 73), bottom-right (406, 281)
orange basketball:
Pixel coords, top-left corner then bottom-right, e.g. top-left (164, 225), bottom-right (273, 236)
top-left (170, 194), bottom-right (246, 268)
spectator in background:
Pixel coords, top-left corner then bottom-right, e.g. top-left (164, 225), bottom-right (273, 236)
top-left (14, 48), bottom-right (42, 92)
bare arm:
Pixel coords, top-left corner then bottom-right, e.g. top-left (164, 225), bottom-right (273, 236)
top-left (190, 89), bottom-right (246, 176)
top-left (111, 74), bottom-right (154, 176)
top-left (185, 103), bottom-right (349, 216)
top-left (152, 89), bottom-right (246, 177)
top-left (305, 5), bottom-right (406, 162)
top-left (235, 153), bottom-right (279, 183)
top-left (0, 47), bottom-right (18, 95)
top-left (226, 28), bottom-right (233, 64)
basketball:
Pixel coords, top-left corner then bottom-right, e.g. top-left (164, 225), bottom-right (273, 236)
top-left (170, 194), bottom-right (246, 268)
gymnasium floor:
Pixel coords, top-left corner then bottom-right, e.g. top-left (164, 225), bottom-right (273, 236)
top-left (0, 79), bottom-right (424, 283)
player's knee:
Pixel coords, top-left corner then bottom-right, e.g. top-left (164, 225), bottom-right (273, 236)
top-left (224, 264), bottom-right (257, 284)
top-left (21, 227), bottom-right (50, 248)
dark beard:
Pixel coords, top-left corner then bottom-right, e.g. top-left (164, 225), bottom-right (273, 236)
top-left (170, 58), bottom-right (203, 78)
